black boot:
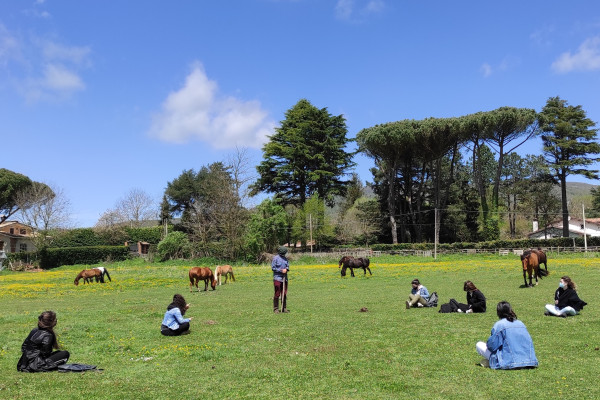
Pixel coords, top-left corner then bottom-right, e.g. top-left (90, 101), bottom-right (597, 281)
top-left (282, 297), bottom-right (289, 313)
top-left (273, 298), bottom-right (280, 313)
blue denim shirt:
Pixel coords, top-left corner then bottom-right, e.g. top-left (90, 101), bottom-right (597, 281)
top-left (410, 285), bottom-right (430, 301)
top-left (272, 255), bottom-right (289, 283)
top-left (486, 318), bottom-right (538, 369)
top-left (161, 307), bottom-right (190, 330)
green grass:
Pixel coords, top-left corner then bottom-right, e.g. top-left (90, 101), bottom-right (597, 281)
top-left (1, 253), bottom-right (599, 399)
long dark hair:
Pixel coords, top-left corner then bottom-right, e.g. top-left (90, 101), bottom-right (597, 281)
top-left (169, 294), bottom-right (187, 316)
top-left (561, 276), bottom-right (576, 290)
top-left (38, 311), bottom-right (59, 349)
top-left (496, 301), bottom-right (517, 322)
top-left (464, 280), bottom-right (477, 292)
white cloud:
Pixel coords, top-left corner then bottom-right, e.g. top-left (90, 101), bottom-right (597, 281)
top-left (0, 25), bottom-right (20, 65)
top-left (42, 41), bottom-right (91, 65)
top-left (41, 63), bottom-right (85, 91)
top-left (335, 0), bottom-right (384, 21)
top-left (149, 63), bottom-right (275, 149)
top-left (480, 63), bottom-right (492, 78)
top-left (552, 36), bottom-right (600, 73)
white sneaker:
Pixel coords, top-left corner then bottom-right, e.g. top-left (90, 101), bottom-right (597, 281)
top-left (406, 300), bottom-right (411, 309)
top-left (457, 309), bottom-right (463, 313)
top-left (466, 309), bottom-right (473, 314)
top-left (417, 303), bottom-right (424, 308)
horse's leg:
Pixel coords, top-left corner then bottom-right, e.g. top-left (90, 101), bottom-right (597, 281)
top-left (523, 270), bottom-right (527, 287)
top-left (366, 267), bottom-right (372, 275)
top-left (350, 267), bottom-right (355, 277)
top-left (204, 278), bottom-right (208, 291)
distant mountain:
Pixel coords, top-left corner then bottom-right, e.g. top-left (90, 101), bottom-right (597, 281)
top-left (565, 181), bottom-right (598, 198)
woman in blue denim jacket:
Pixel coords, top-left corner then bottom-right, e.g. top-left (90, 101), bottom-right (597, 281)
top-left (161, 294), bottom-right (192, 336)
top-left (476, 301), bottom-right (538, 369)
top-left (406, 279), bottom-right (430, 308)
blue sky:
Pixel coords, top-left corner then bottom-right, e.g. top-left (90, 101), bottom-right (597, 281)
top-left (1, 0), bottom-right (600, 227)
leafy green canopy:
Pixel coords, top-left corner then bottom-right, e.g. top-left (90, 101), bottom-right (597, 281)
top-left (253, 99), bottom-right (355, 207)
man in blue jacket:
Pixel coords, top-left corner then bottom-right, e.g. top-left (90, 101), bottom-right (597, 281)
top-left (272, 246), bottom-right (289, 313)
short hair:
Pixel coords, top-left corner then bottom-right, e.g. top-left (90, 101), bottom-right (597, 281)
top-left (411, 279), bottom-right (420, 285)
top-left (464, 280), bottom-right (477, 291)
top-left (496, 301), bottom-right (517, 322)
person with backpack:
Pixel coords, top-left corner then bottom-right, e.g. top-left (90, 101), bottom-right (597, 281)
top-left (160, 294), bottom-right (192, 336)
top-left (475, 301), bottom-right (538, 369)
top-left (544, 276), bottom-right (587, 317)
top-left (406, 279), bottom-right (430, 308)
top-left (17, 311), bottom-right (70, 372)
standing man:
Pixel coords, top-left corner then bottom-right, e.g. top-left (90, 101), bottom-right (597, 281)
top-left (272, 246), bottom-right (289, 313)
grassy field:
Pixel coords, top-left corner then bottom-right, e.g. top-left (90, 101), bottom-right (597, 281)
top-left (1, 253), bottom-right (599, 399)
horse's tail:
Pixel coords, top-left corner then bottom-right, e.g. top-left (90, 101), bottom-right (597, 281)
top-left (230, 270), bottom-right (235, 282)
top-left (103, 268), bottom-right (112, 282)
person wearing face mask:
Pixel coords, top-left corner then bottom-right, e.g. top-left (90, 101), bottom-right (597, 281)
top-left (544, 276), bottom-right (587, 317)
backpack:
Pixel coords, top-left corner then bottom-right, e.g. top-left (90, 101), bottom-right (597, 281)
top-left (58, 363), bottom-right (101, 373)
top-left (426, 291), bottom-right (438, 307)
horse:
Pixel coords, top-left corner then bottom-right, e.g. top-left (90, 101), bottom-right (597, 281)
top-left (93, 267), bottom-right (112, 283)
top-left (214, 265), bottom-right (235, 285)
top-left (531, 248), bottom-right (548, 276)
top-left (520, 250), bottom-right (542, 287)
top-left (74, 269), bottom-right (102, 286)
top-left (189, 267), bottom-right (217, 292)
top-left (339, 256), bottom-right (372, 277)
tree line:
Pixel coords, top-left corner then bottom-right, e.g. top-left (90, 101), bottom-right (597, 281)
top-left (1, 96), bottom-right (599, 261)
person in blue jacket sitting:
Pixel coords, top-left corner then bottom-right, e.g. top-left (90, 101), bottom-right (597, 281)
top-left (406, 278), bottom-right (430, 308)
top-left (161, 294), bottom-right (192, 336)
top-left (476, 301), bottom-right (538, 369)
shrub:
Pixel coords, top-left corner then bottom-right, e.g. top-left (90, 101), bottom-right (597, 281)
top-left (39, 246), bottom-right (129, 269)
top-left (156, 232), bottom-right (192, 261)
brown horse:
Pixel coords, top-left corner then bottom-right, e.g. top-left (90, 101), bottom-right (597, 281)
top-left (189, 267), bottom-right (217, 292)
top-left (531, 248), bottom-right (548, 276)
top-left (339, 256), bottom-right (372, 277)
top-left (74, 269), bottom-right (102, 286)
top-left (215, 265), bottom-right (235, 285)
top-left (520, 250), bottom-right (542, 287)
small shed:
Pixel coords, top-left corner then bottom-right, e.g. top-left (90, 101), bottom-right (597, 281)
top-left (125, 241), bottom-right (150, 255)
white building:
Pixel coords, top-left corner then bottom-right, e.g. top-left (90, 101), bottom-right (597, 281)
top-left (528, 217), bottom-right (600, 239)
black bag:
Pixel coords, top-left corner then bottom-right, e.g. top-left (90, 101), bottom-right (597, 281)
top-left (58, 363), bottom-right (101, 372)
top-left (426, 292), bottom-right (438, 307)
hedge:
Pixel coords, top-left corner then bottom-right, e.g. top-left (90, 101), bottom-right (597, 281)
top-left (370, 237), bottom-right (600, 252)
top-left (39, 246), bottom-right (129, 269)
top-left (49, 226), bottom-right (165, 248)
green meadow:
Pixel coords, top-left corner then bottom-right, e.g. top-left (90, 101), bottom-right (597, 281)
top-left (1, 253), bottom-right (599, 399)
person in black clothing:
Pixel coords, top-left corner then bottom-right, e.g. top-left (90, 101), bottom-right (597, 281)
top-left (17, 311), bottom-right (70, 372)
top-left (544, 276), bottom-right (587, 317)
top-left (462, 280), bottom-right (486, 313)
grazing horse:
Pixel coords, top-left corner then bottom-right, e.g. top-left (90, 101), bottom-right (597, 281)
top-left (93, 267), bottom-right (112, 283)
top-left (189, 267), bottom-right (217, 292)
top-left (531, 248), bottom-right (548, 276)
top-left (74, 269), bottom-right (102, 286)
top-left (520, 250), bottom-right (542, 287)
top-left (339, 256), bottom-right (372, 277)
top-left (214, 265), bottom-right (235, 285)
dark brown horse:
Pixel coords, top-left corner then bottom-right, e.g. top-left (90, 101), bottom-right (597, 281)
top-left (520, 250), bottom-right (542, 287)
top-left (74, 269), bottom-right (102, 285)
top-left (531, 248), bottom-right (548, 276)
top-left (189, 267), bottom-right (217, 292)
top-left (339, 256), bottom-right (372, 277)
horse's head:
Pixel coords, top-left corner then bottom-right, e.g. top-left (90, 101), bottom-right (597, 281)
top-left (211, 276), bottom-right (217, 290)
top-left (74, 270), bottom-right (84, 285)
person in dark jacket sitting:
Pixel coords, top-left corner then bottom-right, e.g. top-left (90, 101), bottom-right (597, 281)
top-left (462, 280), bottom-right (486, 313)
top-left (544, 276), bottom-right (587, 317)
top-left (17, 311), bottom-right (70, 372)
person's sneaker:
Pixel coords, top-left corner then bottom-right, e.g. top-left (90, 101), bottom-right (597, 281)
top-left (457, 309), bottom-right (463, 313)
top-left (405, 301), bottom-right (411, 309)
top-left (417, 303), bottom-right (424, 308)
top-left (466, 309), bottom-right (473, 314)
top-left (479, 358), bottom-right (490, 368)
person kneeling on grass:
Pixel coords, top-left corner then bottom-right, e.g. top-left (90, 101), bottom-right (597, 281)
top-left (18, 311), bottom-right (70, 372)
top-left (476, 301), bottom-right (538, 369)
top-left (406, 279), bottom-right (429, 309)
top-left (161, 294), bottom-right (192, 336)
top-left (544, 276), bottom-right (587, 318)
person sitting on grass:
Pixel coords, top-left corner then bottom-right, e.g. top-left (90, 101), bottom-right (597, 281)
top-left (476, 301), bottom-right (538, 369)
top-left (544, 276), bottom-right (587, 317)
top-left (406, 279), bottom-right (430, 309)
top-left (17, 311), bottom-right (70, 372)
top-left (161, 294), bottom-right (192, 336)
top-left (460, 280), bottom-right (486, 313)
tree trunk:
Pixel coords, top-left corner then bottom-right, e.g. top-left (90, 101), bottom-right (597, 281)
top-left (386, 169), bottom-right (398, 244)
top-left (560, 172), bottom-right (569, 237)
